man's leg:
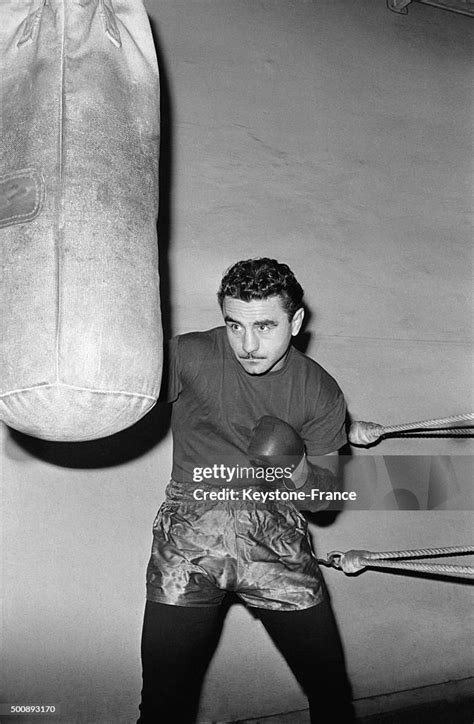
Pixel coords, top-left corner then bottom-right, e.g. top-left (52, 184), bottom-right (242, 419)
top-left (256, 597), bottom-right (355, 723)
top-left (138, 601), bottom-right (224, 724)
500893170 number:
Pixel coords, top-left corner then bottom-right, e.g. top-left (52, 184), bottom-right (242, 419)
top-left (0, 704), bottom-right (59, 715)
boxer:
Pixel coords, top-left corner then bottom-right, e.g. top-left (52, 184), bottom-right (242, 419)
top-left (138, 258), bottom-right (359, 723)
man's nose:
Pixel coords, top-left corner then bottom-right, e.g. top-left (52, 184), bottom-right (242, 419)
top-left (242, 329), bottom-right (259, 355)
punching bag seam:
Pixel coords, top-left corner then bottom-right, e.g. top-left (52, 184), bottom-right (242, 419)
top-left (54, 0), bottom-right (66, 386)
top-left (0, 384), bottom-right (156, 401)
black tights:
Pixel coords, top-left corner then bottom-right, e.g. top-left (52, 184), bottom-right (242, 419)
top-left (138, 597), bottom-right (354, 723)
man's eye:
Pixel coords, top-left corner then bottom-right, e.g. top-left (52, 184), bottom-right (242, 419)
top-left (259, 324), bottom-right (270, 332)
top-left (230, 323), bottom-right (240, 332)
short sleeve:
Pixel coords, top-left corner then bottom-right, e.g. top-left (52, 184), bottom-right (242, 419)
top-left (301, 386), bottom-right (347, 456)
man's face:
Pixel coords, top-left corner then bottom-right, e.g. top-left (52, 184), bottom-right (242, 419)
top-left (222, 296), bottom-right (304, 375)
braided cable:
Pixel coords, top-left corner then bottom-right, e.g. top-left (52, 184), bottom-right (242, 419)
top-left (361, 559), bottom-right (473, 577)
top-left (323, 546), bottom-right (474, 577)
top-left (391, 428), bottom-right (473, 437)
top-left (382, 412), bottom-right (474, 435)
top-left (361, 545), bottom-right (473, 560)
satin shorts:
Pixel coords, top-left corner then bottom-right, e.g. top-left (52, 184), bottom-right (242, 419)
top-left (146, 480), bottom-right (324, 611)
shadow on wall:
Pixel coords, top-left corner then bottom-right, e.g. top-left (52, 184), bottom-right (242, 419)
top-left (7, 16), bottom-right (174, 470)
top-left (7, 401), bottom-right (172, 468)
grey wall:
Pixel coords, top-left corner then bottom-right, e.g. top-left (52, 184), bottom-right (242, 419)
top-left (2, 1), bottom-right (473, 722)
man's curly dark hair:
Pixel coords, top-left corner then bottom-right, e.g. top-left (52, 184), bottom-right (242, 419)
top-left (217, 258), bottom-right (304, 320)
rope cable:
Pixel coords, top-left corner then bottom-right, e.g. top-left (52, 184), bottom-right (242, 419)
top-left (358, 559), bottom-right (473, 577)
top-left (319, 545), bottom-right (474, 577)
top-left (359, 545), bottom-right (473, 559)
top-left (389, 428), bottom-right (473, 437)
top-left (382, 412), bottom-right (474, 435)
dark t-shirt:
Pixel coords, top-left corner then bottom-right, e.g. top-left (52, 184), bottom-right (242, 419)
top-left (164, 327), bottom-right (347, 484)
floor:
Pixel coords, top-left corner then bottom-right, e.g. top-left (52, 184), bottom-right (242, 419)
top-left (231, 697), bottom-right (474, 723)
top-left (358, 698), bottom-right (474, 723)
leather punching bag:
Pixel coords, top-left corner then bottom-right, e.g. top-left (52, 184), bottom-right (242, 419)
top-left (0, 0), bottom-right (162, 441)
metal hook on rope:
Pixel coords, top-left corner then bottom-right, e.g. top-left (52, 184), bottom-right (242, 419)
top-left (318, 551), bottom-right (344, 570)
top-left (318, 546), bottom-right (474, 578)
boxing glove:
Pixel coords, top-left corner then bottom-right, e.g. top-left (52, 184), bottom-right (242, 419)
top-left (247, 415), bottom-right (305, 470)
top-left (248, 415), bottom-right (340, 510)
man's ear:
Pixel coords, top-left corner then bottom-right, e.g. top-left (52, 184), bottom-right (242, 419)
top-left (291, 307), bottom-right (305, 336)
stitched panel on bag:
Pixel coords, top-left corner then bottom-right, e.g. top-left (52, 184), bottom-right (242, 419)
top-left (0, 169), bottom-right (44, 228)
